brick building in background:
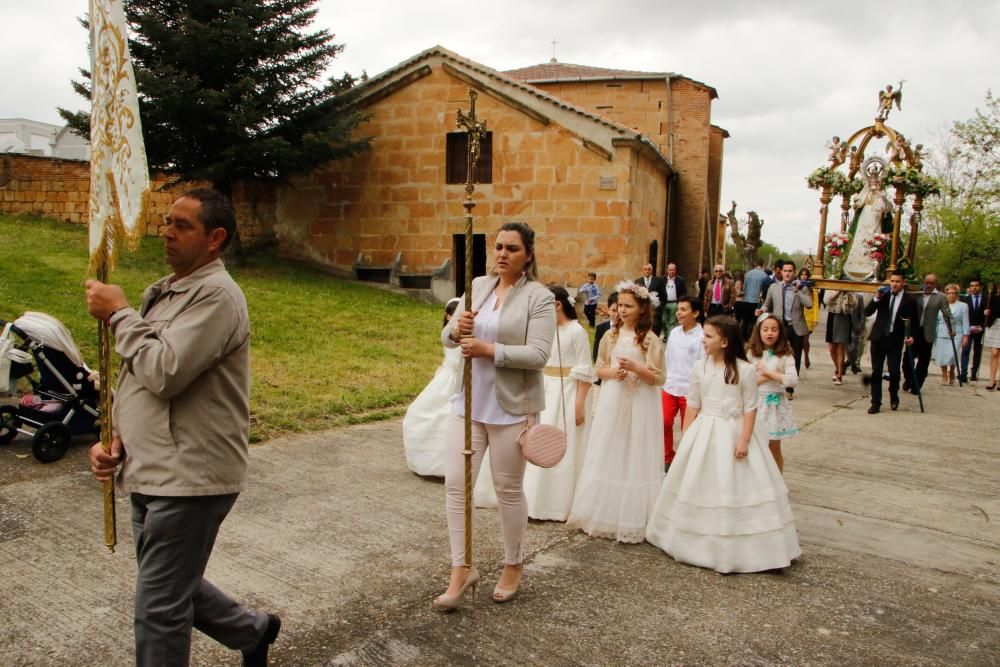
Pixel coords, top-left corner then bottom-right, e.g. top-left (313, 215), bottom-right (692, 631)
top-left (0, 46), bottom-right (727, 299)
top-left (275, 46), bottom-right (726, 296)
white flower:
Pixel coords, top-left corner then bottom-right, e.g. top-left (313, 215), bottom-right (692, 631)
top-left (614, 280), bottom-right (660, 308)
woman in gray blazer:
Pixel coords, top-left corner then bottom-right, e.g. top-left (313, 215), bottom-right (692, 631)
top-left (435, 222), bottom-right (556, 610)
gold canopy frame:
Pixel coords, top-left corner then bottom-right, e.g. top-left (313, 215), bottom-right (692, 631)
top-left (810, 83), bottom-right (937, 292)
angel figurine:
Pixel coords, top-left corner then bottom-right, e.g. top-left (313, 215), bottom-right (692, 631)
top-left (886, 133), bottom-right (908, 165)
top-left (826, 136), bottom-right (849, 166)
top-left (877, 81), bottom-right (904, 122)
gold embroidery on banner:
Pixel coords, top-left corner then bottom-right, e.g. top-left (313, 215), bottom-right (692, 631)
top-left (87, 0), bottom-right (149, 275)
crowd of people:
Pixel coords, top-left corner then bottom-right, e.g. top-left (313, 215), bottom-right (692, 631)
top-left (77, 190), bottom-right (996, 662)
top-left (402, 225), bottom-right (1000, 613)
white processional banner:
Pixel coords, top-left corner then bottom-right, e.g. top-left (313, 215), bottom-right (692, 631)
top-left (87, 0), bottom-right (150, 273)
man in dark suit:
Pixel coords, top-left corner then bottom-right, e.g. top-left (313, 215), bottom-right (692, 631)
top-left (905, 273), bottom-right (952, 393)
top-left (636, 263), bottom-right (667, 335)
top-left (660, 262), bottom-right (687, 333)
top-left (865, 269), bottom-right (917, 413)
top-left (960, 278), bottom-right (987, 382)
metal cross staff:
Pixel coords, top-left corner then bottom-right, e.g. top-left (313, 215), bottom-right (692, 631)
top-left (456, 89), bottom-right (487, 568)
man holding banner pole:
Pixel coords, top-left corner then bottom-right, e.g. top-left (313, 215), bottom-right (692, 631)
top-left (86, 190), bottom-right (280, 666)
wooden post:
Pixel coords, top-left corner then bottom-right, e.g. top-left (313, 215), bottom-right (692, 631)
top-left (889, 184), bottom-right (906, 270)
top-left (816, 185), bottom-right (832, 278)
top-left (905, 195), bottom-right (924, 265)
top-left (840, 193), bottom-right (851, 234)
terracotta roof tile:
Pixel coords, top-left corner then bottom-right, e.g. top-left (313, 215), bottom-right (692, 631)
top-left (502, 61), bottom-right (718, 99)
top-left (502, 61), bottom-right (669, 81)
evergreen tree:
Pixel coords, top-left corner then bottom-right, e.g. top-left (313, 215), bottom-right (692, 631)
top-left (59, 0), bottom-right (369, 192)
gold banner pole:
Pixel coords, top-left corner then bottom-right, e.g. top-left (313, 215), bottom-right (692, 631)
top-left (97, 262), bottom-right (117, 553)
top-left (456, 90), bottom-right (487, 568)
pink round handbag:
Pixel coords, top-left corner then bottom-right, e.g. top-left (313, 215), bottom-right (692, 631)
top-left (518, 421), bottom-right (566, 468)
top-left (517, 319), bottom-right (567, 468)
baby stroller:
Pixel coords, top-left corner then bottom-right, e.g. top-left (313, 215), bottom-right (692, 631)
top-left (0, 312), bottom-right (101, 462)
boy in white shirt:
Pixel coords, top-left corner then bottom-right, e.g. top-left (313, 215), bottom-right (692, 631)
top-left (661, 297), bottom-right (704, 472)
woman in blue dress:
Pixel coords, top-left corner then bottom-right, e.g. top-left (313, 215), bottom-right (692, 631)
top-left (936, 283), bottom-right (969, 385)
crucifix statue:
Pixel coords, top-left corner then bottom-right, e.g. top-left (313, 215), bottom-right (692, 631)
top-left (454, 89), bottom-right (487, 568)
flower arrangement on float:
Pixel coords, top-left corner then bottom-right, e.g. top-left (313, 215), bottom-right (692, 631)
top-left (824, 231), bottom-right (850, 278)
top-left (824, 232), bottom-right (850, 258)
top-left (863, 233), bottom-right (892, 281)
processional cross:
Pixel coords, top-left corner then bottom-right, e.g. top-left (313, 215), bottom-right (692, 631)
top-left (455, 89), bottom-right (487, 567)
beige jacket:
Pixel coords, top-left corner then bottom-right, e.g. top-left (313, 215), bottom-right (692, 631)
top-left (442, 274), bottom-right (555, 415)
top-left (596, 329), bottom-right (666, 386)
top-left (762, 281), bottom-right (813, 337)
top-left (110, 259), bottom-right (251, 496)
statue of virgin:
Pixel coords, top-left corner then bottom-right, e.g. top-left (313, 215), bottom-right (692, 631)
top-left (842, 157), bottom-right (893, 280)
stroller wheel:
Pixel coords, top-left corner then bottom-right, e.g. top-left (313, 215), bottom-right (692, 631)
top-left (32, 422), bottom-right (71, 463)
top-left (0, 406), bottom-right (19, 444)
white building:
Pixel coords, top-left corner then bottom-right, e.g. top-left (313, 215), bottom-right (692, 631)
top-left (0, 118), bottom-right (90, 160)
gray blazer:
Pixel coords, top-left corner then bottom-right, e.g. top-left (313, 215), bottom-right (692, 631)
top-left (914, 291), bottom-right (952, 343)
top-left (442, 274), bottom-right (555, 415)
top-left (761, 281), bottom-right (813, 337)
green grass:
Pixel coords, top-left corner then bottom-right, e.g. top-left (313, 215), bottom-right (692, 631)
top-left (0, 215), bottom-right (445, 441)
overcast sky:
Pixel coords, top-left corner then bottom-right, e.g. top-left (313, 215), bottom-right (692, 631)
top-left (3, 0), bottom-right (997, 254)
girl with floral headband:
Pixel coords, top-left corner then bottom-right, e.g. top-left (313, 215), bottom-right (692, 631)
top-left (567, 281), bottom-right (665, 543)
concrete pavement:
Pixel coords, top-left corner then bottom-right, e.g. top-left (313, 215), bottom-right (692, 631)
top-left (1, 340), bottom-right (998, 665)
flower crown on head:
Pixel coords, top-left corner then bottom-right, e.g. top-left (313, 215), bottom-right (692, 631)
top-left (614, 280), bottom-right (661, 308)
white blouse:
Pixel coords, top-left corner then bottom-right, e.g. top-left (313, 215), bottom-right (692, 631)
top-left (450, 291), bottom-right (522, 425)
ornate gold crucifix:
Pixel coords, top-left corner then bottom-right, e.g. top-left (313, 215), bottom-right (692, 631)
top-left (455, 89), bottom-right (487, 568)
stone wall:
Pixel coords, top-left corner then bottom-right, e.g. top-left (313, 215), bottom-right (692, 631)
top-left (526, 77), bottom-right (719, 280)
top-left (274, 66), bottom-right (664, 292)
top-left (0, 153), bottom-right (276, 244)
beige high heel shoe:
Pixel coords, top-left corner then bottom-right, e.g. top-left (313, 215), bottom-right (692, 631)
top-left (492, 567), bottom-right (523, 603)
top-left (433, 567), bottom-right (479, 611)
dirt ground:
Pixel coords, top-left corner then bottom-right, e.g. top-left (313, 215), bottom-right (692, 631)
top-left (1, 341), bottom-right (998, 666)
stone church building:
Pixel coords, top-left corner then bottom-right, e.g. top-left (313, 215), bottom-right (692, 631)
top-left (274, 45), bottom-right (727, 297)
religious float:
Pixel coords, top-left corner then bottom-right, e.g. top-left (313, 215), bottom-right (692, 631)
top-left (807, 83), bottom-right (940, 292)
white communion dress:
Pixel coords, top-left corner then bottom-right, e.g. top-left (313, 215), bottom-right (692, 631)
top-left (474, 320), bottom-right (595, 520)
top-left (401, 343), bottom-right (461, 476)
top-left (566, 329), bottom-right (664, 543)
top-left (645, 358), bottom-right (801, 573)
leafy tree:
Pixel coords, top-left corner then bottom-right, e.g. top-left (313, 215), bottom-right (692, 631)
top-left (919, 92), bottom-right (1000, 286)
top-left (58, 0), bottom-right (370, 193)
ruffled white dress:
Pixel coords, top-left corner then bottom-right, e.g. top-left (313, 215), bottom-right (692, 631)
top-left (401, 344), bottom-right (461, 476)
top-left (748, 351), bottom-right (799, 440)
top-left (645, 359), bottom-right (801, 573)
top-left (566, 330), bottom-right (664, 543)
top-left (474, 321), bottom-right (595, 519)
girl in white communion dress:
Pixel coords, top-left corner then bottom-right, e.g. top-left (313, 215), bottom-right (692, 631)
top-left (645, 315), bottom-right (800, 573)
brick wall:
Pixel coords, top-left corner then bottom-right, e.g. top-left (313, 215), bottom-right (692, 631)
top-left (0, 153), bottom-right (275, 244)
top-left (530, 77), bottom-right (719, 281)
top-left (274, 66), bottom-right (663, 292)
top-left (708, 126), bottom-right (727, 265)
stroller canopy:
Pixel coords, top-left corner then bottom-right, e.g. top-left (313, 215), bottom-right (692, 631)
top-left (14, 312), bottom-right (89, 371)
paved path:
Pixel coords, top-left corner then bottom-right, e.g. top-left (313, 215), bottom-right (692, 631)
top-left (1, 337), bottom-right (998, 665)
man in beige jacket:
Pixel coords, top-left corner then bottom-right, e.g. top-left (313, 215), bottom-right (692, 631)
top-left (86, 189), bottom-right (279, 667)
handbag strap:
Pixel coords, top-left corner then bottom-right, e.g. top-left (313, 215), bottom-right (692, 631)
top-left (521, 288), bottom-right (567, 434)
